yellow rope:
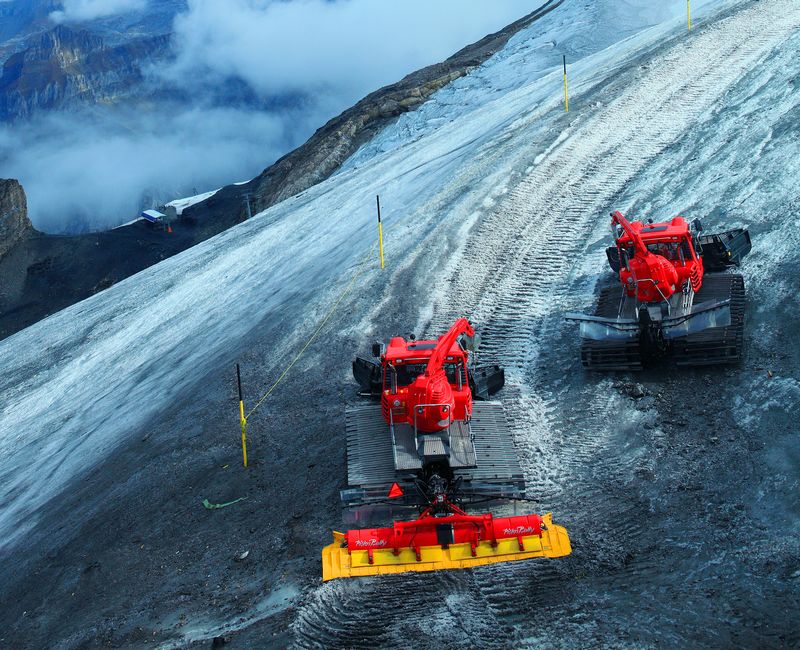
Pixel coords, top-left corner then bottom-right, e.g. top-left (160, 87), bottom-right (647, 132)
top-left (244, 241), bottom-right (377, 420)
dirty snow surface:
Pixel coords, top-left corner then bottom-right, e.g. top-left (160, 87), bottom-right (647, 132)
top-left (1, 0), bottom-right (799, 647)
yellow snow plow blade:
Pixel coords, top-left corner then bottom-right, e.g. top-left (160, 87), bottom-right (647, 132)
top-left (321, 513), bottom-right (571, 582)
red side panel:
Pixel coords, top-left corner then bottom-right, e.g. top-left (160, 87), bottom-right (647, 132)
top-left (345, 513), bottom-right (543, 552)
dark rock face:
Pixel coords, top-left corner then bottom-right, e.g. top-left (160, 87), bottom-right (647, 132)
top-left (0, 178), bottom-right (33, 258)
top-left (0, 24), bottom-right (170, 120)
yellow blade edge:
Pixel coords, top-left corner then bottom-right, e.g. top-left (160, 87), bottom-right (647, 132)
top-left (321, 515), bottom-right (571, 582)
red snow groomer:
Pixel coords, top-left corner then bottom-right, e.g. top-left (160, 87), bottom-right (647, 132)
top-left (322, 318), bottom-right (571, 581)
top-left (567, 211), bottom-right (750, 370)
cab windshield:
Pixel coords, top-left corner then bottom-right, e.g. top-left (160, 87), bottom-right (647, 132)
top-left (621, 239), bottom-right (693, 264)
top-left (646, 242), bottom-right (680, 261)
top-left (645, 240), bottom-right (694, 262)
top-left (386, 362), bottom-right (466, 387)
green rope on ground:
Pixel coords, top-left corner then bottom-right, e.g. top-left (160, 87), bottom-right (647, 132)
top-left (203, 497), bottom-right (247, 509)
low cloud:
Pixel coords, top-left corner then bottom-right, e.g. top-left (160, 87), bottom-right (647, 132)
top-left (166, 0), bottom-right (533, 113)
top-left (0, 105), bottom-right (322, 233)
top-left (6, 0), bottom-right (534, 232)
top-left (50, 0), bottom-right (148, 23)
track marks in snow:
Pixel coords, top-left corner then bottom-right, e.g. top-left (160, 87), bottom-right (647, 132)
top-left (293, 574), bottom-right (509, 649)
top-left (294, 1), bottom-right (800, 646)
top-left (430, 0), bottom-right (800, 475)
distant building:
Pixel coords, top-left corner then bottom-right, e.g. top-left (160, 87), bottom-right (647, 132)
top-left (141, 209), bottom-right (166, 224)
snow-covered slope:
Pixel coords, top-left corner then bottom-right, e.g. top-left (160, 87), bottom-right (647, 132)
top-left (1, 0), bottom-right (799, 646)
top-left (0, 0), bottom-right (730, 552)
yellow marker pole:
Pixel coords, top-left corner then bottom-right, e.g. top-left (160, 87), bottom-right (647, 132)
top-left (376, 195), bottom-right (385, 270)
top-left (236, 363), bottom-right (248, 468)
top-left (687, 0), bottom-right (691, 31)
top-left (563, 55), bottom-right (569, 113)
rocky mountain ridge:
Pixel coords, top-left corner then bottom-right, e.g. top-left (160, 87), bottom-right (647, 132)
top-left (0, 0), bottom-right (184, 50)
top-left (0, 24), bottom-right (170, 120)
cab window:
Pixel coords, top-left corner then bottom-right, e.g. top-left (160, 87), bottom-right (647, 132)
top-left (647, 242), bottom-right (679, 261)
top-left (393, 363), bottom-right (426, 387)
top-left (444, 362), bottom-right (467, 385)
top-left (385, 362), bottom-right (466, 387)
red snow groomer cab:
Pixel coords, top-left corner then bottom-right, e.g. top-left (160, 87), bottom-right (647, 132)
top-left (322, 318), bottom-right (571, 580)
top-left (378, 320), bottom-right (475, 434)
top-left (567, 211), bottom-right (751, 370)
